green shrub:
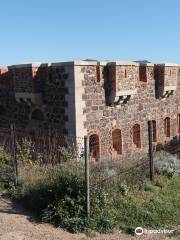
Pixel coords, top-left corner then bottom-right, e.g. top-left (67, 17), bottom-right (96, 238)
top-left (118, 181), bottom-right (129, 196)
top-left (11, 164), bottom-right (117, 233)
top-left (154, 151), bottom-right (180, 177)
top-left (0, 146), bottom-right (14, 188)
top-left (10, 162), bottom-right (180, 234)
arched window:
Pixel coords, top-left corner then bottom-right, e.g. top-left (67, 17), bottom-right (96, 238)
top-left (89, 134), bottom-right (100, 161)
top-left (31, 109), bottom-right (44, 121)
top-left (132, 124), bottom-right (141, 148)
top-left (164, 117), bottom-right (170, 137)
top-left (177, 114), bottom-right (180, 134)
top-left (112, 129), bottom-right (122, 154)
top-left (152, 120), bottom-right (157, 142)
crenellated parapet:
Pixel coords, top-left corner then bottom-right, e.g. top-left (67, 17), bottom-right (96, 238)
top-left (1, 60), bottom-right (180, 161)
top-left (154, 63), bottom-right (178, 98)
top-left (107, 61), bottom-right (138, 104)
top-left (8, 63), bottom-right (49, 105)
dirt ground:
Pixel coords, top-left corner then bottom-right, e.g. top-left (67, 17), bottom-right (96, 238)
top-left (0, 195), bottom-right (178, 240)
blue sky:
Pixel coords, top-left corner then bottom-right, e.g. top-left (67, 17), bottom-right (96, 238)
top-left (0, 0), bottom-right (180, 65)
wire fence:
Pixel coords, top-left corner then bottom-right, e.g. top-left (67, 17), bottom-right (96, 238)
top-left (0, 124), bottom-right (180, 218)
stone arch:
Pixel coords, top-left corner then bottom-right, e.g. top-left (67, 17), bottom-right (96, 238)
top-left (89, 133), bottom-right (100, 161)
top-left (112, 128), bottom-right (122, 155)
top-left (132, 124), bottom-right (141, 148)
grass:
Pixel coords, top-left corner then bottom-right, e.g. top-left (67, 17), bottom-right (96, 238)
top-left (113, 175), bottom-right (180, 233)
top-left (6, 161), bottom-right (180, 234)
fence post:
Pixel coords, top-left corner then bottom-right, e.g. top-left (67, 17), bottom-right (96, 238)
top-left (148, 120), bottom-right (154, 181)
top-left (10, 124), bottom-right (18, 187)
top-left (84, 136), bottom-right (90, 219)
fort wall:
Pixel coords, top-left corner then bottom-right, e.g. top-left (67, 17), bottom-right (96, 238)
top-left (0, 60), bottom-right (180, 161)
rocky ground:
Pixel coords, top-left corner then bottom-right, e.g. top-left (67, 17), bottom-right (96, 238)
top-left (0, 195), bottom-right (178, 240)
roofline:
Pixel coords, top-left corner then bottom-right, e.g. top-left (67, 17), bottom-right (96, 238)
top-left (2, 60), bottom-right (180, 68)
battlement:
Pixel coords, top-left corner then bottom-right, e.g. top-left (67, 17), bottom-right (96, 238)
top-left (0, 60), bottom-right (180, 161)
top-left (0, 60), bottom-right (180, 106)
top-left (154, 63), bottom-right (178, 98)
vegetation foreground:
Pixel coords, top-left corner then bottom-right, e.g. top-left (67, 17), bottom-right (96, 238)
top-left (0, 147), bottom-right (180, 236)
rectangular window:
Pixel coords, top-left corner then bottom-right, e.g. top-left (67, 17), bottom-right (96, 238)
top-left (139, 66), bottom-right (147, 82)
top-left (152, 120), bottom-right (157, 142)
top-left (96, 65), bottom-right (101, 83)
top-left (164, 117), bottom-right (170, 137)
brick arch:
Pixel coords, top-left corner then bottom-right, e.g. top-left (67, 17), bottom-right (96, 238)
top-left (132, 123), bottom-right (141, 148)
top-left (111, 128), bottom-right (122, 155)
top-left (164, 117), bottom-right (170, 137)
top-left (88, 131), bottom-right (101, 161)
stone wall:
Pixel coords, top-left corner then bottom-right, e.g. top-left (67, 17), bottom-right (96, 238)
top-left (0, 60), bottom-right (180, 162)
top-left (0, 63), bottom-right (76, 135)
top-left (80, 61), bottom-right (180, 161)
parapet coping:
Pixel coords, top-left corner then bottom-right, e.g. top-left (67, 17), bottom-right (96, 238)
top-left (4, 61), bottom-right (180, 68)
top-left (51, 61), bottom-right (154, 66)
top-left (0, 65), bottom-right (8, 68)
top-left (8, 62), bottom-right (50, 69)
top-left (155, 63), bottom-right (179, 67)
top-left (51, 61), bottom-right (108, 66)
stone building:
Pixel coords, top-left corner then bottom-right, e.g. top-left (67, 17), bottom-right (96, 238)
top-left (0, 60), bottom-right (180, 161)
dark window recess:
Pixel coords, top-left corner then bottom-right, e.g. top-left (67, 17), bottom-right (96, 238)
top-left (31, 109), bottom-right (44, 121)
top-left (125, 68), bottom-right (128, 78)
top-left (164, 117), bottom-right (170, 137)
top-left (139, 66), bottom-right (147, 82)
top-left (89, 134), bottom-right (100, 161)
top-left (152, 120), bottom-right (157, 142)
top-left (0, 105), bottom-right (6, 116)
top-left (63, 129), bottom-right (68, 135)
top-left (64, 115), bottom-right (69, 121)
top-left (177, 114), bottom-right (180, 134)
top-left (96, 65), bottom-right (101, 83)
top-left (112, 129), bottom-right (122, 154)
top-left (133, 124), bottom-right (141, 148)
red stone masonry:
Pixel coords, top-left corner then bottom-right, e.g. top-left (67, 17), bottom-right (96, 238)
top-left (80, 61), bottom-right (180, 161)
top-left (0, 60), bottom-right (180, 162)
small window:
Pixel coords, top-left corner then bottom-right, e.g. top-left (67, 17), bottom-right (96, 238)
top-left (31, 109), bottom-right (44, 121)
top-left (96, 65), bottom-right (101, 83)
top-left (132, 124), bottom-right (141, 148)
top-left (112, 129), bottom-right (122, 154)
top-left (89, 134), bottom-right (100, 161)
top-left (164, 117), bottom-right (170, 137)
top-left (177, 114), bottom-right (180, 134)
top-left (152, 120), bottom-right (157, 142)
top-left (139, 66), bottom-right (147, 82)
top-left (125, 67), bottom-right (128, 78)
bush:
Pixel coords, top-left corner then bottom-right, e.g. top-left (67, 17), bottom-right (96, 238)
top-left (11, 164), bottom-right (117, 233)
top-left (10, 161), bottom-right (180, 234)
top-left (154, 151), bottom-right (180, 177)
top-left (0, 146), bottom-right (14, 188)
